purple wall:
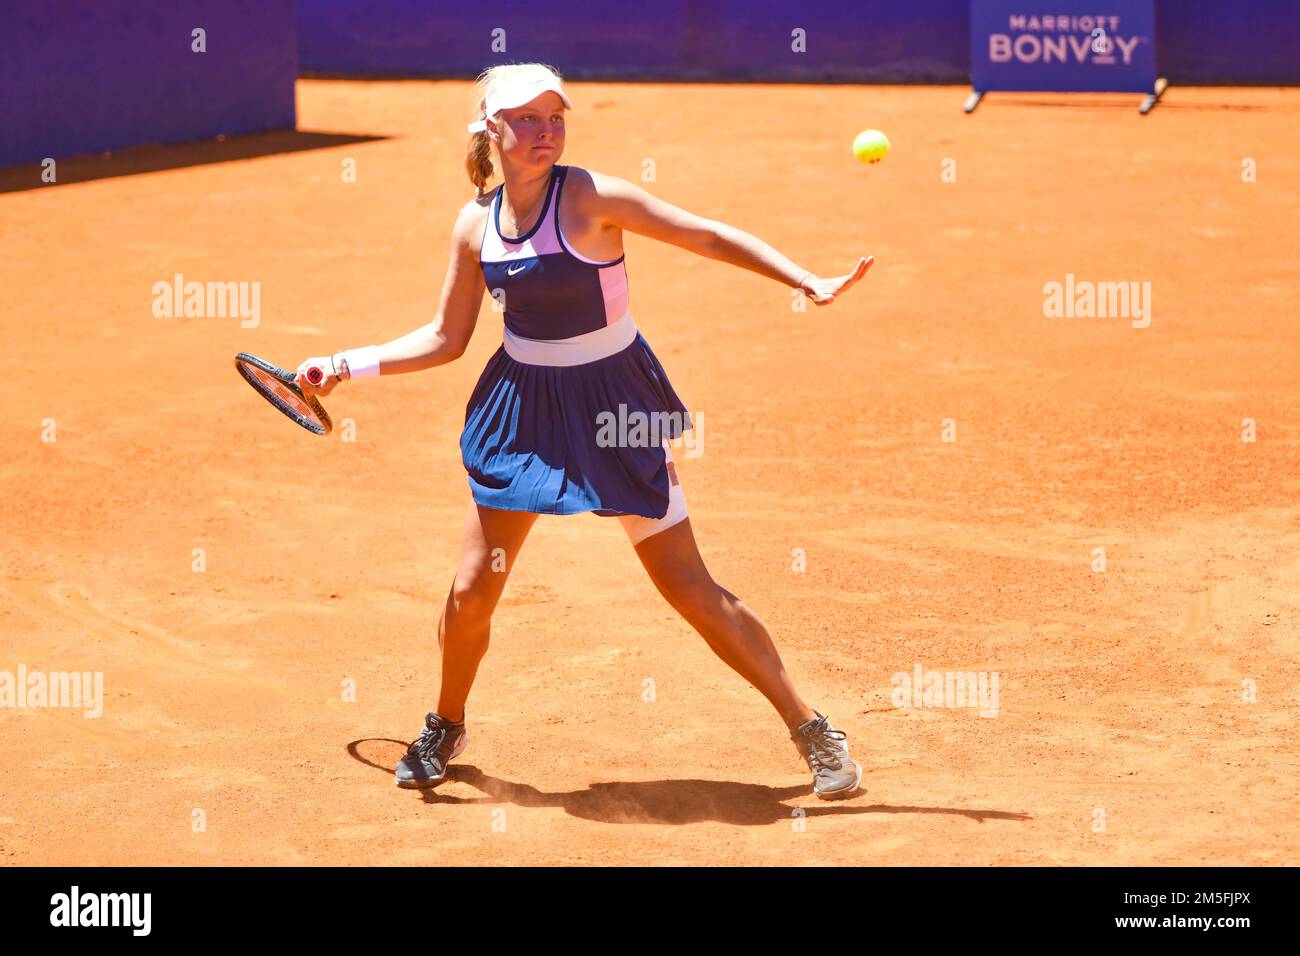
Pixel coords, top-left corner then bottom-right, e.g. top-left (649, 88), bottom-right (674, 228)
top-left (296, 0), bottom-right (971, 82)
top-left (0, 0), bottom-right (297, 167)
top-left (4, 0), bottom-right (1293, 170)
top-left (1156, 0), bottom-right (1300, 85)
top-left (296, 0), bottom-right (1300, 85)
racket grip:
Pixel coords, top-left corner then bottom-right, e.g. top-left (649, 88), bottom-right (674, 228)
top-left (306, 366), bottom-right (325, 386)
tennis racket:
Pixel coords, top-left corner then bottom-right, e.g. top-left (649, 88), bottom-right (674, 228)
top-left (233, 352), bottom-right (333, 435)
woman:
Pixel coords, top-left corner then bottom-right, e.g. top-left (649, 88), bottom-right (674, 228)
top-left (296, 63), bottom-right (873, 799)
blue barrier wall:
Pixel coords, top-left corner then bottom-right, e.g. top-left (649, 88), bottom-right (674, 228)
top-left (297, 0), bottom-right (1300, 85)
top-left (1156, 0), bottom-right (1300, 84)
top-left (0, 0), bottom-right (297, 167)
top-left (297, 0), bottom-right (971, 82)
top-left (5, 0), bottom-right (1293, 169)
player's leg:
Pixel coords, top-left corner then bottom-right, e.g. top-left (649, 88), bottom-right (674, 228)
top-left (617, 444), bottom-right (813, 729)
top-left (630, 516), bottom-right (815, 730)
top-left (620, 449), bottom-right (861, 797)
top-left (396, 498), bottom-right (537, 788)
top-left (435, 498), bottom-right (540, 721)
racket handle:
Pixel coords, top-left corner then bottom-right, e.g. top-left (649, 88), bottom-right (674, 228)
top-left (306, 365), bottom-right (325, 386)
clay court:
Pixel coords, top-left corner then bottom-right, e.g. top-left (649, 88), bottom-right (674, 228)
top-left (2, 80), bottom-right (1297, 866)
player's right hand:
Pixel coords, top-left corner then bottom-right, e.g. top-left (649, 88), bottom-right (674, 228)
top-left (801, 256), bottom-right (874, 306)
top-left (294, 355), bottom-right (342, 397)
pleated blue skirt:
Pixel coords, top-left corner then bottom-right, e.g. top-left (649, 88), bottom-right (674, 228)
top-left (461, 332), bottom-right (692, 519)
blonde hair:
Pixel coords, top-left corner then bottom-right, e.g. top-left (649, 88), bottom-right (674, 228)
top-left (466, 62), bottom-right (566, 197)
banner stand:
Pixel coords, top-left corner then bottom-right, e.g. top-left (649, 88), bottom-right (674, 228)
top-left (1138, 76), bottom-right (1168, 114)
top-left (965, 75), bottom-right (1167, 114)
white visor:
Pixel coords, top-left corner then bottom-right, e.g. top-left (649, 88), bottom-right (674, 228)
top-left (468, 71), bottom-right (573, 133)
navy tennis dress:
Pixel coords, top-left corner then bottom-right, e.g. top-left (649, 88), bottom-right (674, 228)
top-left (461, 164), bottom-right (692, 520)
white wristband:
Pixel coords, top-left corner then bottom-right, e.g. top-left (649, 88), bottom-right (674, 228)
top-left (342, 345), bottom-right (382, 380)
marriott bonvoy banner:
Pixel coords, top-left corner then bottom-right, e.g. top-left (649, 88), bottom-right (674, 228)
top-left (971, 1), bottom-right (1156, 93)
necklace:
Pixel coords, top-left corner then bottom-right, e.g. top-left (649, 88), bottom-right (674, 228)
top-left (500, 176), bottom-right (550, 238)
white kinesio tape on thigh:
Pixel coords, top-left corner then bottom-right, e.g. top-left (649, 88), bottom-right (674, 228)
top-left (342, 345), bottom-right (382, 380)
top-left (619, 442), bottom-right (688, 545)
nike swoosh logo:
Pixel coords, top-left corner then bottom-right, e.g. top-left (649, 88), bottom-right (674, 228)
top-left (507, 263), bottom-right (527, 276)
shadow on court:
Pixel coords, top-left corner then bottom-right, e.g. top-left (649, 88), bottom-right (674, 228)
top-left (0, 129), bottom-right (389, 194)
top-left (348, 739), bottom-right (1032, 826)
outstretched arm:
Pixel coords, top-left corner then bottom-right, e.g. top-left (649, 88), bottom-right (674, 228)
top-left (584, 171), bottom-right (872, 306)
top-left (294, 203), bottom-right (486, 396)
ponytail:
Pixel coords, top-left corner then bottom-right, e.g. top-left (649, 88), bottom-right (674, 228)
top-left (465, 122), bottom-right (494, 197)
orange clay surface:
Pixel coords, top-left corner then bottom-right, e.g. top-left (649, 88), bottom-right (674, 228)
top-left (2, 82), bottom-right (1298, 866)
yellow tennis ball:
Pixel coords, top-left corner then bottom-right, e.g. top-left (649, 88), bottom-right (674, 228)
top-left (853, 129), bottom-right (890, 164)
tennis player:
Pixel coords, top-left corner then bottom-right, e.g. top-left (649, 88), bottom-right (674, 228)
top-left (296, 63), bottom-right (873, 799)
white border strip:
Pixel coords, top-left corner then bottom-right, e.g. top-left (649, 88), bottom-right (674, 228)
top-left (502, 312), bottom-right (637, 367)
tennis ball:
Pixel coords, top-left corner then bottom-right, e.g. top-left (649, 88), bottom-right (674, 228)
top-left (853, 129), bottom-right (890, 164)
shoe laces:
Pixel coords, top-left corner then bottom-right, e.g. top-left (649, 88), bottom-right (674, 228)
top-left (797, 716), bottom-right (847, 772)
top-left (409, 716), bottom-right (454, 761)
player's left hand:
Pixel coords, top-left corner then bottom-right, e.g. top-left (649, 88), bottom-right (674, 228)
top-left (801, 256), bottom-right (873, 305)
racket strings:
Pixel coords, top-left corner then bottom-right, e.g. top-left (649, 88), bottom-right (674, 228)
top-left (245, 364), bottom-right (317, 419)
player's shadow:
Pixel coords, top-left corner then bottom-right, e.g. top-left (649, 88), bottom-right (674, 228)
top-left (349, 738), bottom-right (1031, 826)
top-left (0, 129), bottom-right (389, 194)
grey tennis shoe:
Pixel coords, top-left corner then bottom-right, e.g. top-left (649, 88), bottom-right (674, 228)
top-left (792, 710), bottom-right (863, 798)
top-left (395, 711), bottom-right (468, 788)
